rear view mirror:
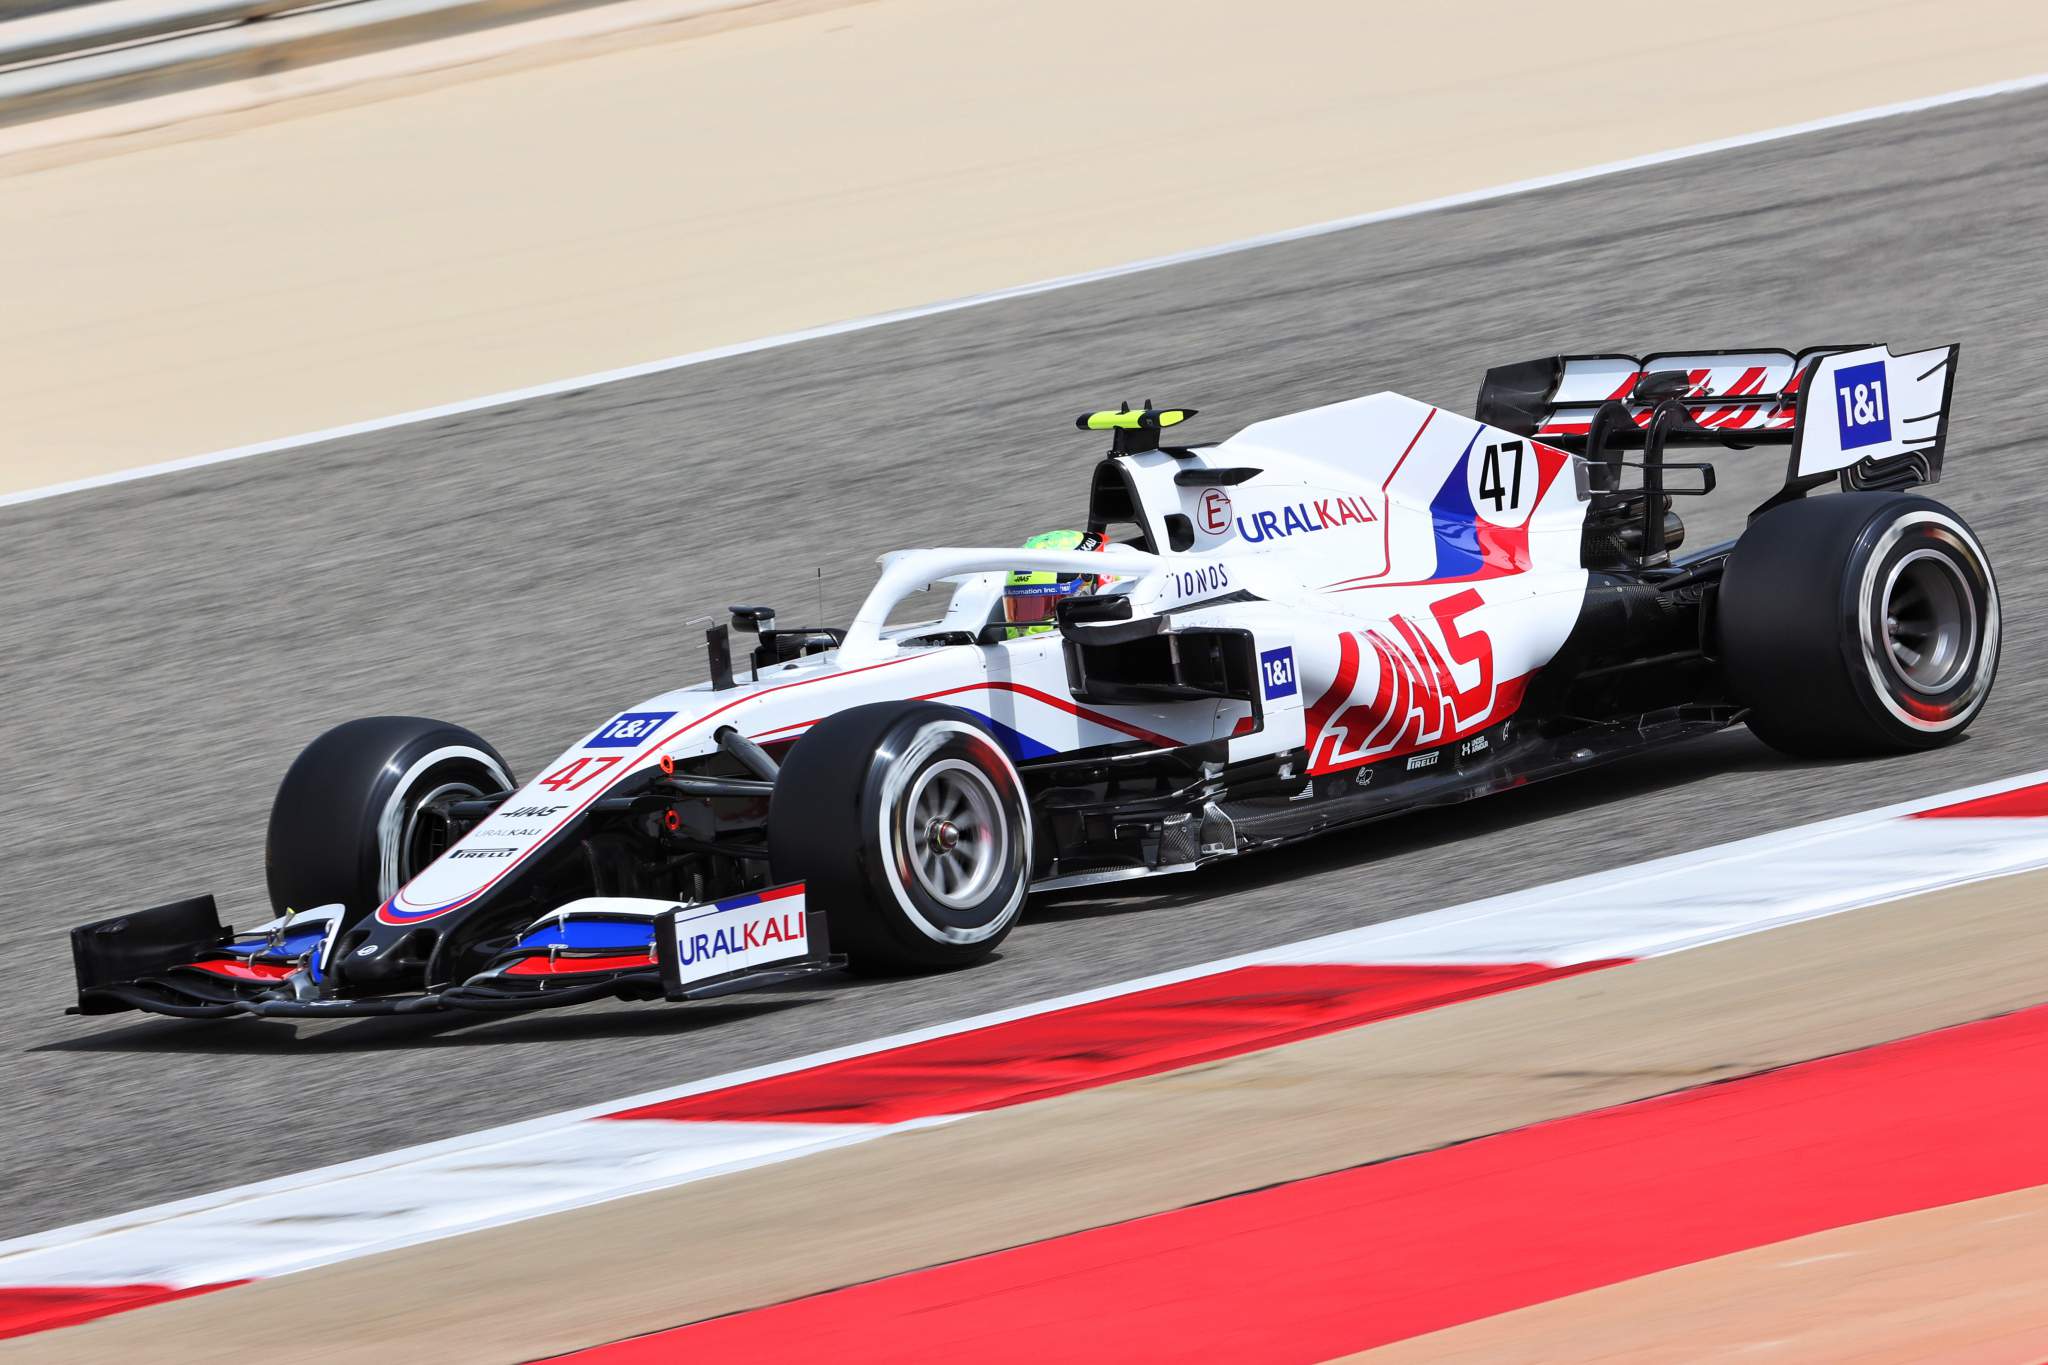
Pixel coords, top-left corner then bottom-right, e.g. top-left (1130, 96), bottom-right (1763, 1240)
top-left (1057, 593), bottom-right (1133, 628)
top-left (728, 605), bottom-right (776, 635)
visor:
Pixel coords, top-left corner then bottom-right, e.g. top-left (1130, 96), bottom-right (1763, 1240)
top-left (1002, 580), bottom-right (1073, 627)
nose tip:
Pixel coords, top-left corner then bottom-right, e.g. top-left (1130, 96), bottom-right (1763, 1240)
top-left (333, 929), bottom-right (433, 992)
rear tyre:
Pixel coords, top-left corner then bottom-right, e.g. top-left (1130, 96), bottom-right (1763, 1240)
top-left (769, 702), bottom-right (1032, 973)
top-left (1718, 493), bottom-right (1998, 756)
top-left (265, 716), bottom-right (515, 922)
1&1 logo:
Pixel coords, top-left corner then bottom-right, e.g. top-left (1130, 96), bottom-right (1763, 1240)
top-left (1260, 647), bottom-right (1298, 700)
top-left (587, 711), bottom-right (676, 748)
top-left (1834, 360), bottom-right (1892, 451)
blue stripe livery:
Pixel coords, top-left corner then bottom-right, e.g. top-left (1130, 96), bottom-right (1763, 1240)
top-left (1427, 430), bottom-right (1485, 580)
top-left (515, 918), bottom-right (658, 952)
top-left (961, 709), bottom-right (1059, 761)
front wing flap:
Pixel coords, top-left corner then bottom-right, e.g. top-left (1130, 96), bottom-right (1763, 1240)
top-left (70, 895), bottom-right (254, 1018)
top-left (445, 884), bottom-right (836, 1011)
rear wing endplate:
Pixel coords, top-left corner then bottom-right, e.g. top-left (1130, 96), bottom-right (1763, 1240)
top-left (1788, 345), bottom-right (1959, 486)
top-left (1476, 344), bottom-right (1959, 497)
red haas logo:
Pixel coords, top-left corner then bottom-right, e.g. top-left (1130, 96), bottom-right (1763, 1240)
top-left (1306, 589), bottom-right (1522, 774)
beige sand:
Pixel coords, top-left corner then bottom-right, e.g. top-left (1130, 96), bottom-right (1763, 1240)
top-left (14, 868), bottom-right (2048, 1362)
top-left (1355, 1185), bottom-right (2048, 1364)
top-left (5, 0), bottom-right (2048, 497)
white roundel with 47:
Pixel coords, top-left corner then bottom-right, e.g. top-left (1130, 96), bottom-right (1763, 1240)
top-left (1468, 436), bottom-right (1536, 528)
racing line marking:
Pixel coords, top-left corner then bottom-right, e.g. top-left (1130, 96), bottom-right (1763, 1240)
top-left (11, 766), bottom-right (2048, 1340)
top-left (5, 70), bottom-right (2048, 514)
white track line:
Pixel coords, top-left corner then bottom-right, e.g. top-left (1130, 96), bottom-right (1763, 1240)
top-left (7, 765), bottom-right (2048, 1293)
top-left (7, 68), bottom-right (2047, 514)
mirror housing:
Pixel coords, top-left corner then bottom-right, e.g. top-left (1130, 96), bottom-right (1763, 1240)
top-left (1057, 593), bottom-right (1134, 628)
top-left (729, 605), bottom-right (776, 635)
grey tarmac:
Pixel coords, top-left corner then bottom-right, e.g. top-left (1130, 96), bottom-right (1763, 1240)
top-left (4, 84), bottom-right (2047, 1239)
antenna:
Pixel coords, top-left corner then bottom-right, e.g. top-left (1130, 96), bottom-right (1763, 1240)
top-left (816, 566), bottom-right (824, 625)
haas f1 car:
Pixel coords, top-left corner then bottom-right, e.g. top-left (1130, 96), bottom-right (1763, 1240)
top-left (69, 342), bottom-right (1998, 1021)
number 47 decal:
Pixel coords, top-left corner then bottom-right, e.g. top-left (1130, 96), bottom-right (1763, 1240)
top-left (1478, 440), bottom-right (1524, 513)
top-left (536, 755), bottom-right (623, 792)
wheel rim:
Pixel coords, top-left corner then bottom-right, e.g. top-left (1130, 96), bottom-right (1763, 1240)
top-left (1880, 549), bottom-right (1976, 695)
top-left (398, 780), bottom-right (485, 889)
top-left (901, 759), bottom-right (1008, 911)
top-left (369, 744), bottom-right (515, 909)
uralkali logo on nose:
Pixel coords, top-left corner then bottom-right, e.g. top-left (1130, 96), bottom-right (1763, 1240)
top-left (1238, 494), bottom-right (1377, 543)
top-left (667, 887), bottom-right (812, 988)
top-left (674, 909), bottom-right (804, 967)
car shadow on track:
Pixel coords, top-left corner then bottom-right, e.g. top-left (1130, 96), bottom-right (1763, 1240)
top-left (1027, 726), bottom-right (1803, 924)
top-left (32, 995), bottom-right (815, 1055)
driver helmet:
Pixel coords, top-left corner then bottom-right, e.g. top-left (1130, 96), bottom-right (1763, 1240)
top-left (1003, 530), bottom-right (1110, 636)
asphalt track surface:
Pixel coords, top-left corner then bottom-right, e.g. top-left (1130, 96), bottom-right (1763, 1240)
top-left (5, 87), bottom-right (2047, 1241)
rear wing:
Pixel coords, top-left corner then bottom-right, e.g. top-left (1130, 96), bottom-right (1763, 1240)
top-left (1475, 344), bottom-right (1959, 497)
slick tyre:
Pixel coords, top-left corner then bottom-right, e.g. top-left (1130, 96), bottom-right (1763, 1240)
top-left (1718, 493), bottom-right (1998, 757)
top-left (265, 717), bottom-right (515, 922)
top-left (769, 702), bottom-right (1032, 974)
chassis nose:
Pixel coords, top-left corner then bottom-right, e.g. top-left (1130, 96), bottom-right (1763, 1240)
top-left (331, 925), bottom-right (437, 994)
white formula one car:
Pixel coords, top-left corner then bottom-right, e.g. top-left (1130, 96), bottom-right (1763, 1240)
top-left (69, 343), bottom-right (1998, 1020)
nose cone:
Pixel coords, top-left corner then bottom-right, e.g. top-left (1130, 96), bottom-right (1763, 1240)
top-left (332, 924), bottom-right (436, 994)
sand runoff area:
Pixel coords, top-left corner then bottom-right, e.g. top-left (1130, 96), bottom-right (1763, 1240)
top-left (5, 0), bottom-right (2048, 495)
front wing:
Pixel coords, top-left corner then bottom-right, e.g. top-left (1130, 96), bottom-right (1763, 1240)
top-left (67, 885), bottom-right (839, 1020)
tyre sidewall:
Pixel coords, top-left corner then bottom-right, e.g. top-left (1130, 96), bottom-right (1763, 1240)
top-left (769, 701), bottom-right (1032, 972)
top-left (1841, 507), bottom-right (1999, 741)
top-left (861, 714), bottom-right (1032, 951)
top-left (1720, 493), bottom-right (1999, 755)
top-left (265, 717), bottom-right (514, 923)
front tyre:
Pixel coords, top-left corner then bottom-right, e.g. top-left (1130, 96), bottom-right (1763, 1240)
top-left (265, 716), bottom-right (515, 922)
top-left (769, 702), bottom-right (1032, 973)
top-left (1718, 493), bottom-right (1999, 756)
